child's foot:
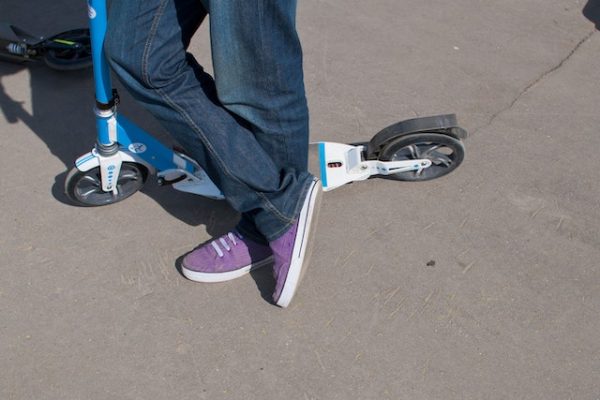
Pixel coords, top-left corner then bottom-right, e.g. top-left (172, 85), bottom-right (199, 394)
top-left (182, 231), bottom-right (272, 282)
top-left (270, 178), bottom-right (322, 308)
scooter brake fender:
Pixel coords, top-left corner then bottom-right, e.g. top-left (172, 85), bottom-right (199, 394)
top-left (366, 114), bottom-right (467, 159)
top-left (0, 24), bottom-right (42, 44)
top-left (74, 149), bottom-right (153, 173)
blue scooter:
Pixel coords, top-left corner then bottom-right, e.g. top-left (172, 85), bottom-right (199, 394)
top-left (65, 0), bottom-right (467, 206)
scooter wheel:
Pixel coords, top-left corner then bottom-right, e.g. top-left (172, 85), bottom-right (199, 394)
top-left (378, 133), bottom-right (464, 181)
top-left (65, 163), bottom-right (148, 207)
top-left (43, 29), bottom-right (92, 71)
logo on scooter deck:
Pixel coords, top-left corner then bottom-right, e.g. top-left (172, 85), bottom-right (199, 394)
top-left (128, 143), bottom-right (147, 154)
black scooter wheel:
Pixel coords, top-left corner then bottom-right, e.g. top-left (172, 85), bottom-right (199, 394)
top-left (65, 163), bottom-right (148, 207)
top-left (378, 133), bottom-right (464, 181)
top-left (43, 29), bottom-right (92, 71)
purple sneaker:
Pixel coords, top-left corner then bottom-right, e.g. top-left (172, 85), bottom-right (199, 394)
top-left (182, 231), bottom-right (273, 283)
top-left (271, 178), bottom-right (322, 308)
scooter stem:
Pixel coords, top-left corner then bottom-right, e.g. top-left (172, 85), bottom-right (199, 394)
top-left (88, 0), bottom-right (112, 105)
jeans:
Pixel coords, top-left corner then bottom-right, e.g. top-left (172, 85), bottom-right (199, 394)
top-left (104, 0), bottom-right (313, 243)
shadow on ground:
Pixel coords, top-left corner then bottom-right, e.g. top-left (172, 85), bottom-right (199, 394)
top-left (0, 3), bottom-right (237, 231)
top-left (584, 0), bottom-right (600, 29)
top-left (0, 60), bottom-right (236, 232)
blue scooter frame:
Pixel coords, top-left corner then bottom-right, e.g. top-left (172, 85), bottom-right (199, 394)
top-left (67, 0), bottom-right (222, 205)
top-left (66, 0), bottom-right (467, 206)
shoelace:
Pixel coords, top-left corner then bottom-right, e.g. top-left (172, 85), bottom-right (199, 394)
top-left (210, 232), bottom-right (243, 258)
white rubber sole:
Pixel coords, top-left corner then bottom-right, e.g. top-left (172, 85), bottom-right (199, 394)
top-left (276, 179), bottom-right (322, 308)
top-left (182, 255), bottom-right (273, 283)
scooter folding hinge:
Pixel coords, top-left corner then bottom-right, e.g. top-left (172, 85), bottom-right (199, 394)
top-left (96, 89), bottom-right (120, 111)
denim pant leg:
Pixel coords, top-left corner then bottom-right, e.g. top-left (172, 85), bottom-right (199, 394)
top-left (104, 0), bottom-right (313, 242)
top-left (202, 0), bottom-right (311, 243)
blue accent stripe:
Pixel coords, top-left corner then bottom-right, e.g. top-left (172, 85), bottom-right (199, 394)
top-left (76, 154), bottom-right (95, 167)
top-left (318, 142), bottom-right (328, 188)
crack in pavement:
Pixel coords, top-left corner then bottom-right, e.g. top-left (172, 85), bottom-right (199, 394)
top-left (472, 29), bottom-right (596, 136)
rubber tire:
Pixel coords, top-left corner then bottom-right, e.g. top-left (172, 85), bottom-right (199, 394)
top-left (65, 162), bottom-right (148, 207)
top-left (378, 133), bottom-right (465, 181)
top-left (43, 29), bottom-right (92, 71)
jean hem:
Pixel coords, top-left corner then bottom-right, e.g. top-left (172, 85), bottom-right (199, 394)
top-left (265, 174), bottom-right (316, 242)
